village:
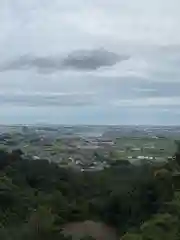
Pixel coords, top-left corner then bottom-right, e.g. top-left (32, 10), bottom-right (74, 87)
top-left (0, 125), bottom-right (176, 172)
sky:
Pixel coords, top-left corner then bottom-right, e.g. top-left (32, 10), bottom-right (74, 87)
top-left (0, 0), bottom-right (180, 125)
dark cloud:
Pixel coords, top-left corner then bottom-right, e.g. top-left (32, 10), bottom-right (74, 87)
top-left (0, 55), bottom-right (61, 73)
top-left (0, 49), bottom-right (129, 73)
top-left (61, 49), bottom-right (129, 70)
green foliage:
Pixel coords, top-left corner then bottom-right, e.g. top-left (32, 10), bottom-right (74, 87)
top-left (0, 148), bottom-right (178, 240)
top-left (121, 233), bottom-right (143, 240)
top-left (175, 140), bottom-right (180, 153)
top-left (140, 213), bottom-right (179, 240)
top-left (80, 237), bottom-right (96, 240)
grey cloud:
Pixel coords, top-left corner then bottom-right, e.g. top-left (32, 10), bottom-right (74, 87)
top-left (0, 55), bottom-right (61, 74)
top-left (0, 0), bottom-right (180, 125)
top-left (0, 49), bottom-right (129, 73)
top-left (0, 92), bottom-right (99, 107)
top-left (61, 49), bottom-right (128, 70)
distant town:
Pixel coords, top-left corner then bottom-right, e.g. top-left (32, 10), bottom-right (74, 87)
top-left (0, 125), bottom-right (180, 172)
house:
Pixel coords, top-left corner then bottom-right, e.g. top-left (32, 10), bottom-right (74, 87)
top-left (137, 156), bottom-right (145, 160)
top-left (131, 148), bottom-right (141, 151)
top-left (32, 156), bottom-right (40, 160)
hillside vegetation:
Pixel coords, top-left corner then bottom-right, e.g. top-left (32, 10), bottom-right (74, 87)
top-left (0, 146), bottom-right (179, 240)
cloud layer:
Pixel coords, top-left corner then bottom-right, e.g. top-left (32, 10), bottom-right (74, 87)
top-left (0, 0), bottom-right (180, 124)
top-left (0, 49), bottom-right (127, 72)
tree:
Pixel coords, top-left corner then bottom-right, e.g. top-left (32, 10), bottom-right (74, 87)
top-left (0, 150), bottom-right (9, 170)
top-left (154, 168), bottom-right (174, 201)
top-left (175, 140), bottom-right (180, 153)
top-left (23, 206), bottom-right (62, 240)
top-left (140, 214), bottom-right (178, 240)
top-left (0, 176), bottom-right (18, 210)
top-left (174, 141), bottom-right (180, 167)
top-left (121, 233), bottom-right (142, 240)
top-left (80, 237), bottom-right (96, 240)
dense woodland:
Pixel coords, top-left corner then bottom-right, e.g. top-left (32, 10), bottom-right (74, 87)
top-left (0, 145), bottom-right (180, 240)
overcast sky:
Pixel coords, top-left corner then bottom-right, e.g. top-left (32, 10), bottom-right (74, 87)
top-left (0, 0), bottom-right (180, 125)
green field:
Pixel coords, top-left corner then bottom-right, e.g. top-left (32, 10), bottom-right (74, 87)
top-left (114, 136), bottom-right (176, 158)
